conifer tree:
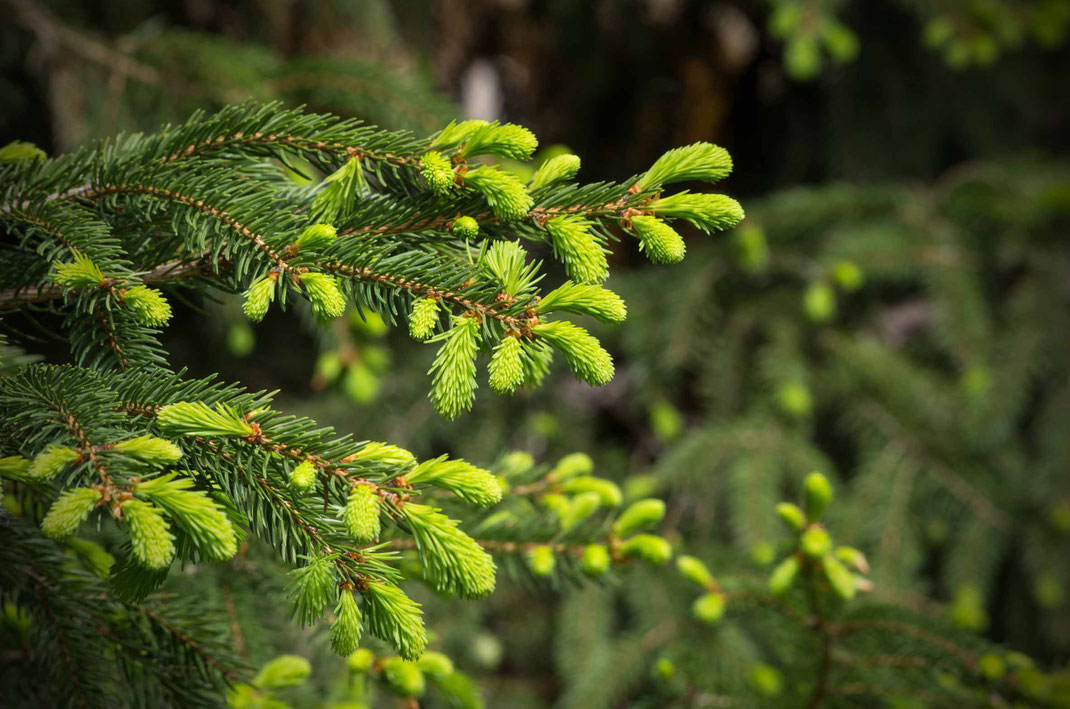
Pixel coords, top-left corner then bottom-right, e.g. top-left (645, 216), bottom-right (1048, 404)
top-left (0, 102), bottom-right (743, 706)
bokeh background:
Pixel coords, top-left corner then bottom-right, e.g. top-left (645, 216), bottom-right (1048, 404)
top-left (4, 0), bottom-right (1070, 706)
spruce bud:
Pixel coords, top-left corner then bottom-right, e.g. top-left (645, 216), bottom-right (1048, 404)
top-left (544, 215), bottom-right (608, 284)
top-left (343, 485), bottom-right (381, 543)
top-left (299, 272), bottom-right (347, 321)
top-left (294, 223), bottom-right (337, 251)
top-left (28, 445), bottom-right (80, 480)
top-left (560, 476), bottom-right (623, 507)
top-left (822, 554), bottom-right (856, 600)
top-left (581, 544), bottom-right (611, 577)
top-left (41, 487), bottom-right (101, 540)
top-left (769, 555), bottom-right (800, 595)
top-left (800, 526), bottom-right (831, 558)
top-left (289, 459), bottom-right (317, 493)
top-left (52, 253), bottom-right (105, 288)
top-left (418, 150), bottom-right (456, 195)
top-left (776, 502), bottom-right (806, 532)
top-left (527, 545), bottom-right (556, 577)
top-left (463, 165), bottom-right (533, 222)
top-left (530, 154), bottom-right (581, 191)
top-left (242, 273), bottom-right (277, 322)
top-left (612, 498), bottom-right (666, 536)
top-left (417, 651), bottom-right (454, 677)
top-left (330, 590), bottom-right (363, 656)
top-left (619, 534), bottom-right (673, 565)
top-left (803, 472), bottom-right (832, 521)
top-left (382, 657), bottom-right (426, 697)
top-left (532, 320), bottom-right (614, 387)
top-left (123, 285), bottom-right (172, 327)
top-left (692, 593), bottom-right (726, 625)
top-left (451, 216), bottom-right (480, 239)
top-left (122, 499), bottom-right (175, 570)
top-left (629, 215), bottom-right (686, 264)
top-left (489, 337), bottom-right (524, 394)
top-left (645, 192), bottom-right (745, 234)
top-left (547, 452), bottom-right (593, 481)
top-left (638, 142), bottom-right (733, 191)
top-left (428, 315), bottom-right (480, 419)
top-left (111, 435), bottom-right (183, 464)
top-left (677, 555), bottom-right (715, 588)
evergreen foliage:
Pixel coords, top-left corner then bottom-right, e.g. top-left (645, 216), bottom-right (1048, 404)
top-left (0, 101), bottom-right (738, 706)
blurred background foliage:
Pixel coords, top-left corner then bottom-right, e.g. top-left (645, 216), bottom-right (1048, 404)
top-left (3, 0), bottom-right (1070, 706)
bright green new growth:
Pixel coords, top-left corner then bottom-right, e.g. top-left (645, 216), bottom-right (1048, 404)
top-left (343, 485), bottom-right (382, 542)
top-left (417, 651), bottom-right (454, 677)
top-left (536, 281), bottom-right (627, 324)
top-left (677, 555), bottom-right (715, 588)
top-left (619, 534), bottom-right (673, 565)
top-left (581, 544), bottom-right (611, 577)
top-left (613, 498), bottom-right (666, 536)
top-left (532, 320), bottom-right (614, 386)
top-left (41, 487), bottom-right (101, 540)
top-left (330, 590), bottom-right (363, 656)
top-left (530, 153), bottom-right (581, 191)
top-left (693, 593), bottom-right (726, 625)
top-left (560, 476), bottom-right (622, 506)
top-left (800, 526), bottom-right (831, 558)
top-left (242, 274), bottom-right (277, 322)
top-left (157, 401), bottom-right (254, 438)
top-left (409, 297), bottom-right (440, 341)
top-left (544, 215), bottom-right (609, 284)
top-left (463, 165), bottom-right (533, 221)
top-left (398, 502), bottom-right (496, 598)
top-left (804, 282), bottom-right (836, 322)
top-left (418, 150), bottom-right (456, 195)
top-left (0, 455), bottom-right (30, 480)
top-left (638, 141), bottom-right (734, 190)
top-left (253, 655), bottom-right (312, 690)
top-left (28, 444), bottom-right (80, 480)
top-left (629, 215), bottom-right (686, 264)
top-left (111, 435), bottom-right (183, 464)
top-left (428, 315), bottom-right (481, 419)
top-left (458, 121), bottom-right (538, 160)
top-left (646, 192), bottom-right (746, 234)
top-left (489, 337), bottom-right (524, 394)
top-left (287, 556), bottom-right (336, 626)
top-left (348, 441), bottom-right (416, 466)
top-left (769, 555), bottom-right (800, 595)
top-left (429, 119), bottom-right (488, 149)
top-left (137, 473), bottom-right (238, 561)
top-left (51, 252), bottom-right (105, 288)
top-left (0, 101), bottom-right (745, 702)
top-left (289, 459), bottom-right (317, 493)
top-left (822, 555), bottom-right (856, 600)
top-left (122, 285), bottom-right (173, 327)
top-left (299, 271), bottom-right (347, 321)
top-left (294, 223), bottom-right (338, 251)
top-left (451, 215), bottom-right (479, 238)
top-left (482, 240), bottom-right (538, 294)
top-left (362, 581), bottom-right (427, 661)
top-left (383, 657), bottom-right (427, 697)
top-left (803, 472), bottom-right (832, 521)
top-left (776, 502), bottom-right (806, 532)
top-left (0, 140), bottom-right (47, 163)
top-left (547, 452), bottom-right (594, 481)
top-left (527, 545), bottom-right (556, 576)
top-left (313, 157), bottom-right (365, 223)
top-left (122, 499), bottom-right (176, 570)
top-left (559, 491), bottom-right (602, 530)
top-left (406, 456), bottom-right (503, 507)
